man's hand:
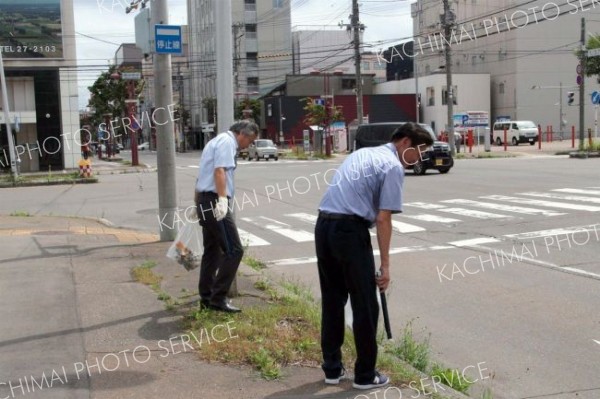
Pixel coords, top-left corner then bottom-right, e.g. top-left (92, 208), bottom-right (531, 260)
top-left (376, 267), bottom-right (390, 292)
top-left (214, 196), bottom-right (229, 221)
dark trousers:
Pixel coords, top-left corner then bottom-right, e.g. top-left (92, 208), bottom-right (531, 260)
top-left (315, 214), bottom-right (379, 384)
top-left (196, 192), bottom-right (243, 304)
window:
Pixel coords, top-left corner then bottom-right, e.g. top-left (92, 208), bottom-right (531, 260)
top-left (442, 86), bottom-right (458, 106)
top-left (247, 77), bottom-right (259, 86)
top-left (362, 62), bottom-right (371, 70)
top-left (499, 82), bottom-right (505, 94)
top-left (245, 24), bottom-right (257, 32)
top-left (341, 78), bottom-right (356, 90)
top-left (426, 87), bottom-right (435, 106)
top-left (245, 0), bottom-right (256, 11)
top-left (273, 0), bottom-right (283, 8)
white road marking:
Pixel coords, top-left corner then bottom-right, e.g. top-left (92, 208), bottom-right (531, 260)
top-left (481, 195), bottom-right (600, 212)
top-left (554, 188), bottom-right (600, 196)
top-left (391, 220), bottom-right (426, 233)
top-left (441, 199), bottom-right (566, 217)
top-left (593, 340), bottom-right (600, 346)
top-left (187, 165), bottom-right (199, 168)
top-left (562, 268), bottom-right (600, 279)
top-left (241, 217), bottom-right (314, 242)
top-left (237, 229), bottom-right (270, 247)
top-left (403, 214), bottom-right (462, 223)
top-left (286, 213), bottom-right (377, 236)
top-left (519, 191), bottom-right (600, 204)
top-left (504, 224), bottom-right (600, 240)
top-left (405, 202), bottom-right (510, 219)
top-left (268, 244), bottom-right (454, 266)
top-left (449, 237), bottom-right (501, 247)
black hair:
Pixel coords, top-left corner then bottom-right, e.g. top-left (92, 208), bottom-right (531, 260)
top-left (390, 122), bottom-right (434, 147)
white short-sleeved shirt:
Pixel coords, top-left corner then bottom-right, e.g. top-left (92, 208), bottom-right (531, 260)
top-left (196, 131), bottom-right (238, 197)
top-left (319, 143), bottom-right (404, 224)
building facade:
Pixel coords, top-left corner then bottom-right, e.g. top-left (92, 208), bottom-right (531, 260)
top-left (187, 0), bottom-right (292, 142)
top-left (292, 28), bottom-right (356, 74)
top-left (0, 0), bottom-right (79, 173)
top-left (411, 0), bottom-right (600, 133)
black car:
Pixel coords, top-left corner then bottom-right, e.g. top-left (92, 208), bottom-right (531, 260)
top-left (354, 122), bottom-right (454, 175)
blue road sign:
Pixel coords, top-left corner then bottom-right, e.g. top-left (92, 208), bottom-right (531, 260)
top-left (592, 91), bottom-right (600, 105)
top-left (314, 99), bottom-right (325, 106)
top-left (155, 25), bottom-right (182, 55)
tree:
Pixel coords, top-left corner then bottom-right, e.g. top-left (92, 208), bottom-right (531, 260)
top-left (235, 98), bottom-right (261, 121)
top-left (301, 97), bottom-right (344, 155)
top-left (87, 66), bottom-right (128, 129)
top-left (585, 34), bottom-right (600, 78)
top-left (202, 97), bottom-right (217, 124)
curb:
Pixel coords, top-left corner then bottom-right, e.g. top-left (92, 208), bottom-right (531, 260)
top-left (0, 178), bottom-right (98, 188)
top-left (569, 151), bottom-right (600, 159)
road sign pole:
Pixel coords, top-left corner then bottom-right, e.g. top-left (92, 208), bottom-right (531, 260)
top-left (595, 105), bottom-right (598, 141)
top-left (0, 51), bottom-right (18, 178)
top-left (152, 0), bottom-right (178, 241)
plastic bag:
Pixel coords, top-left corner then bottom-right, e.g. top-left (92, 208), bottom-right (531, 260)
top-left (166, 222), bottom-right (203, 271)
top-left (344, 287), bottom-right (383, 330)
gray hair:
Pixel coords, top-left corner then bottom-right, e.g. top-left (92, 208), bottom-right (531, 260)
top-left (230, 120), bottom-right (259, 137)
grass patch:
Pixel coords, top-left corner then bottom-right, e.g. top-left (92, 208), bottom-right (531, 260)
top-left (9, 210), bottom-right (31, 217)
top-left (131, 260), bottom-right (162, 291)
top-left (430, 364), bottom-right (473, 393)
top-left (242, 253), bottom-right (267, 271)
top-left (392, 320), bottom-right (431, 372)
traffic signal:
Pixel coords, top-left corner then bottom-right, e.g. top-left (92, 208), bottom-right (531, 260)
top-left (567, 91), bottom-right (575, 106)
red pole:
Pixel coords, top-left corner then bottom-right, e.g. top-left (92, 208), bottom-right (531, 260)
top-left (504, 128), bottom-right (507, 151)
top-left (546, 126), bottom-right (550, 143)
top-left (468, 129), bottom-right (473, 153)
top-left (550, 125), bottom-right (553, 143)
top-left (571, 125), bottom-right (575, 148)
top-left (538, 124), bottom-right (542, 150)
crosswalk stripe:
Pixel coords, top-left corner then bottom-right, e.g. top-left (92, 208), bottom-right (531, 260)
top-left (237, 228), bottom-right (270, 247)
top-left (268, 244), bottom-right (454, 266)
top-left (554, 188), bottom-right (600, 196)
top-left (520, 192), bottom-right (600, 204)
top-left (482, 195), bottom-right (600, 212)
top-left (405, 202), bottom-right (509, 219)
top-left (504, 224), bottom-right (600, 240)
top-left (391, 220), bottom-right (426, 233)
top-left (286, 213), bottom-right (376, 236)
top-left (441, 199), bottom-right (566, 216)
top-left (448, 237), bottom-right (502, 247)
top-left (241, 216), bottom-right (314, 242)
top-left (402, 214), bottom-right (462, 223)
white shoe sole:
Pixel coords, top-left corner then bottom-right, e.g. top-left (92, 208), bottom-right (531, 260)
top-left (352, 380), bottom-right (390, 390)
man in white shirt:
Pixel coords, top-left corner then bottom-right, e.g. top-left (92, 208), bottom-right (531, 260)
top-left (195, 120), bottom-right (258, 313)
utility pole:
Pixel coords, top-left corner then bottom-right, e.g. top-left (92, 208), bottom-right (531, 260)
top-left (0, 51), bottom-right (18, 178)
top-left (216, 0), bottom-right (234, 132)
top-left (442, 0), bottom-right (456, 155)
top-left (232, 22), bottom-right (244, 97)
top-left (579, 17), bottom-right (586, 150)
top-left (559, 82), bottom-right (563, 137)
top-left (351, 0), bottom-right (364, 125)
top-left (153, 0), bottom-right (178, 241)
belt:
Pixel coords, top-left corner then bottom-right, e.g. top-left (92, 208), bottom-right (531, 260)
top-left (319, 211), bottom-right (369, 224)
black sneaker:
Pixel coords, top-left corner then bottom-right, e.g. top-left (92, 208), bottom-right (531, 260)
top-left (324, 368), bottom-right (347, 385)
top-left (353, 372), bottom-right (389, 390)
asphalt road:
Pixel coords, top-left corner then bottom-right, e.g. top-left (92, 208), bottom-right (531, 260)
top-left (1, 151), bottom-right (599, 398)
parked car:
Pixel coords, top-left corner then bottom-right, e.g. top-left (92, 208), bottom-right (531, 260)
top-left (492, 120), bottom-right (538, 146)
top-left (248, 139), bottom-right (278, 161)
top-left (137, 142), bottom-right (149, 151)
top-left (354, 122), bottom-right (454, 175)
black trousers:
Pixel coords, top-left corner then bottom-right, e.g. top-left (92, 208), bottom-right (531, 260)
top-left (196, 192), bottom-right (244, 304)
top-left (315, 214), bottom-right (379, 384)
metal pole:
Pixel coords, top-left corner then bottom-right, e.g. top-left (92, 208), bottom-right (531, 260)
top-left (352, 0), bottom-right (364, 125)
top-left (278, 96), bottom-right (283, 144)
top-left (216, 0), bottom-right (234, 131)
top-left (579, 17), bottom-right (586, 150)
top-left (0, 51), bottom-right (18, 177)
top-left (443, 0), bottom-right (456, 155)
top-left (559, 82), bottom-right (563, 138)
top-left (153, 0), bottom-right (178, 241)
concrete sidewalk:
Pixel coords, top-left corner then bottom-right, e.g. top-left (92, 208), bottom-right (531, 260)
top-left (0, 215), bottom-right (448, 399)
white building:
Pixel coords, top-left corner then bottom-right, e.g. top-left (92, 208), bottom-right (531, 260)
top-left (375, 73), bottom-right (491, 136)
top-left (292, 28), bottom-right (356, 74)
top-left (409, 0), bottom-right (600, 134)
top-left (0, 0), bottom-right (79, 173)
top-left (187, 0), bottom-right (293, 141)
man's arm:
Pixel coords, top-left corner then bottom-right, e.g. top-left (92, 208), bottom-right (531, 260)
top-left (214, 167), bottom-right (227, 197)
top-left (376, 209), bottom-right (392, 291)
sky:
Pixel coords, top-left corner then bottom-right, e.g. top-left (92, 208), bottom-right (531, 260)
top-left (74, 0), bottom-right (415, 108)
